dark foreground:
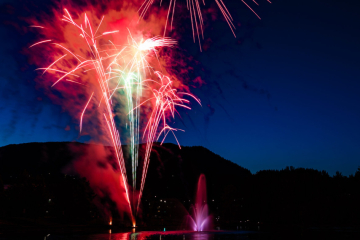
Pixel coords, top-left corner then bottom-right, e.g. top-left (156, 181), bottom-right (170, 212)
top-left (1, 142), bottom-right (360, 230)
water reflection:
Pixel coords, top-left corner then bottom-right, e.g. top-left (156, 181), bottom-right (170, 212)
top-left (112, 231), bottom-right (211, 240)
top-left (49, 230), bottom-right (257, 240)
top-left (188, 232), bottom-right (212, 240)
top-left (113, 232), bottom-right (130, 240)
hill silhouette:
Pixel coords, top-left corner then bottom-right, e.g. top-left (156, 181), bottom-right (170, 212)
top-left (0, 141), bottom-right (251, 196)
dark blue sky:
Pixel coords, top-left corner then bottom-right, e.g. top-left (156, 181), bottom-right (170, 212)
top-left (1, 0), bottom-right (359, 176)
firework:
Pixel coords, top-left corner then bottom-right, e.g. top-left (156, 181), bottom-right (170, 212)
top-left (107, 32), bottom-right (177, 206)
top-left (31, 7), bottom-right (197, 224)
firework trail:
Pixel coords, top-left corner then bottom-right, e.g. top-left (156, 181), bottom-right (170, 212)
top-left (136, 71), bottom-right (200, 212)
top-left (107, 33), bottom-right (177, 211)
top-left (30, 7), bottom-right (197, 223)
top-left (139, 0), bottom-right (271, 50)
top-left (62, 9), bottom-right (136, 224)
top-left (117, 33), bottom-right (176, 192)
top-left (30, 9), bottom-right (138, 224)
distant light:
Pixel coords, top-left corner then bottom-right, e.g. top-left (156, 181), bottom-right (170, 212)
top-left (164, 228), bottom-right (166, 231)
top-left (160, 199), bottom-right (163, 202)
top-left (48, 199), bottom-right (51, 202)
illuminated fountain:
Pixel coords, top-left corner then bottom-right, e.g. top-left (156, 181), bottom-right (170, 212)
top-left (188, 174), bottom-right (212, 231)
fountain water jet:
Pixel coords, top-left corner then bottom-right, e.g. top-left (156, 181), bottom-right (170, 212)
top-left (188, 174), bottom-right (212, 231)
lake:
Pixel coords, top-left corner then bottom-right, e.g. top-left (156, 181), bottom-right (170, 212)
top-left (36, 229), bottom-right (360, 240)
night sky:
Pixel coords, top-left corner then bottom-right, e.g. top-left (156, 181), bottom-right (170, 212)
top-left (0, 0), bottom-right (359, 176)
